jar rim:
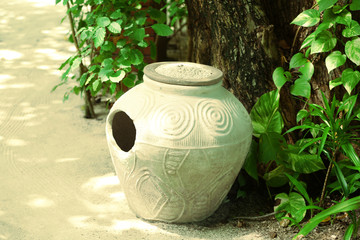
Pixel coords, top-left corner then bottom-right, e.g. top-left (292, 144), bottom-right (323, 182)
top-left (144, 62), bottom-right (223, 86)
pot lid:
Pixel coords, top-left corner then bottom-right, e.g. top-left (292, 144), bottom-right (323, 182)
top-left (144, 62), bottom-right (223, 86)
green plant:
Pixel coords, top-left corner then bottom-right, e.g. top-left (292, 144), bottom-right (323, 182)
top-left (54, 0), bottom-right (186, 118)
top-left (244, 0), bottom-right (360, 238)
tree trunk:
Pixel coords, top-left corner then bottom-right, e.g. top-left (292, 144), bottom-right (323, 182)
top-left (185, 0), bottom-right (333, 136)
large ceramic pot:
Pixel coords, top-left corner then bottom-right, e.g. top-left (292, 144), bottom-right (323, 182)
top-left (106, 62), bottom-right (252, 223)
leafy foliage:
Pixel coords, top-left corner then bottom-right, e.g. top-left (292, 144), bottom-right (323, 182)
top-left (246, 1), bottom-right (360, 238)
top-left (54, 0), bottom-right (187, 116)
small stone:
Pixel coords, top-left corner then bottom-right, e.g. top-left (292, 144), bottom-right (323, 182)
top-left (269, 231), bottom-right (277, 238)
top-left (236, 220), bottom-right (245, 228)
top-left (331, 235), bottom-right (337, 239)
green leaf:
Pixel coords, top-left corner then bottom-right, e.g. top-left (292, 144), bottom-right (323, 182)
top-left (329, 77), bottom-right (343, 90)
top-left (300, 33), bottom-right (316, 50)
top-left (341, 143), bottom-right (360, 167)
top-left (129, 49), bottom-right (144, 65)
top-left (318, 0), bottom-right (337, 12)
top-left (259, 132), bottom-right (285, 164)
top-left (336, 10), bottom-right (352, 26)
top-left (98, 68), bottom-right (113, 81)
top-left (135, 11), bottom-right (147, 26)
top-left (311, 30), bottom-right (337, 54)
top-left (96, 17), bottom-right (110, 27)
top-left (102, 41), bottom-right (116, 52)
top-left (291, 9), bottom-right (320, 27)
top-left (70, 57), bottom-right (82, 71)
top-left (79, 73), bottom-right (88, 87)
top-left (116, 39), bottom-right (127, 49)
top-left (272, 67), bottom-right (290, 89)
top-left (325, 51), bottom-right (347, 73)
top-left (345, 38), bottom-right (360, 65)
top-left (94, 27), bottom-right (106, 48)
top-left (285, 173), bottom-right (311, 204)
top-left (289, 53), bottom-right (308, 69)
top-left (152, 23), bottom-right (174, 36)
top-left (243, 140), bottom-right (259, 181)
top-left (148, 7), bottom-right (166, 24)
top-left (131, 28), bottom-right (146, 42)
top-left (123, 74), bottom-right (136, 88)
top-left (110, 82), bottom-right (117, 94)
top-left (250, 90), bottom-right (283, 137)
top-left (108, 22), bottom-right (122, 34)
top-left (342, 68), bottom-right (360, 94)
top-left (109, 70), bottom-right (126, 83)
top-left (298, 62), bottom-right (314, 80)
top-left (264, 165), bottom-right (289, 188)
top-left (350, 0), bottom-right (360, 11)
top-left (110, 10), bottom-right (122, 19)
top-left (279, 145), bottom-right (325, 174)
top-left (294, 196), bottom-right (360, 239)
top-left (342, 20), bottom-right (360, 37)
top-left (344, 223), bottom-right (354, 240)
top-left (92, 79), bottom-right (101, 92)
top-left (290, 79), bottom-right (311, 98)
top-left (323, 9), bottom-right (337, 24)
top-left (296, 109), bottom-right (309, 123)
top-left (274, 192), bottom-right (306, 222)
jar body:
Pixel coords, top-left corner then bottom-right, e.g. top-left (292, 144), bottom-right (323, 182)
top-left (106, 68), bottom-right (252, 223)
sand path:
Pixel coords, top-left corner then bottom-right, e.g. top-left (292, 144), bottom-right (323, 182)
top-left (0, 1), bottom-right (267, 239)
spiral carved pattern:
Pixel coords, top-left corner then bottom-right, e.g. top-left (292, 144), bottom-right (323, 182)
top-left (152, 102), bottom-right (195, 140)
top-left (197, 100), bottom-right (232, 136)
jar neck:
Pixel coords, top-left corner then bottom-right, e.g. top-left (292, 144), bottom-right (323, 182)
top-left (143, 75), bottom-right (222, 95)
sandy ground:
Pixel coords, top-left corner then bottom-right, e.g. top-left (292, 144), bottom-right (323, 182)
top-left (0, 1), bottom-right (275, 239)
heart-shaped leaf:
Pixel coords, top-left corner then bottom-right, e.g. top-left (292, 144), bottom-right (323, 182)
top-left (291, 9), bottom-right (320, 27)
top-left (290, 53), bottom-right (308, 69)
top-left (250, 90), bottom-right (283, 137)
top-left (325, 51), bottom-right (347, 73)
top-left (290, 79), bottom-right (311, 98)
top-left (345, 37), bottom-right (360, 65)
top-left (299, 62), bottom-right (314, 80)
top-left (272, 67), bottom-right (290, 89)
top-left (318, 0), bottom-right (337, 12)
top-left (311, 30), bottom-right (337, 54)
top-left (342, 20), bottom-right (360, 37)
top-left (342, 68), bottom-right (360, 94)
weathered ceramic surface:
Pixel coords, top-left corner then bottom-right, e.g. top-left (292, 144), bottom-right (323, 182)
top-left (106, 62), bottom-right (252, 223)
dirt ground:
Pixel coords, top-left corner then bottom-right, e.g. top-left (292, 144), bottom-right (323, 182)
top-left (0, 0), bottom-right (354, 239)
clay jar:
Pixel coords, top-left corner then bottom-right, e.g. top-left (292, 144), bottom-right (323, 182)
top-left (106, 62), bottom-right (252, 223)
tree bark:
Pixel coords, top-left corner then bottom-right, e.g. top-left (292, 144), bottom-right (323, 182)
top-left (185, 0), bottom-right (340, 138)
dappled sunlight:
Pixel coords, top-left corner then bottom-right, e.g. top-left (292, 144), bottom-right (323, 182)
top-left (0, 74), bottom-right (14, 83)
top-left (5, 138), bottom-right (28, 147)
top-left (68, 215), bottom-right (168, 235)
top-left (55, 157), bottom-right (80, 163)
top-left (27, 0), bottom-right (59, 7)
top-left (27, 194), bottom-right (55, 208)
top-left (0, 234), bottom-right (7, 240)
top-left (0, 83), bottom-right (35, 90)
top-left (111, 219), bottom-right (160, 232)
top-left (0, 50), bottom-right (23, 61)
top-left (35, 48), bottom-right (72, 61)
top-left (82, 174), bottom-right (120, 192)
top-left (80, 173), bottom-right (132, 214)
